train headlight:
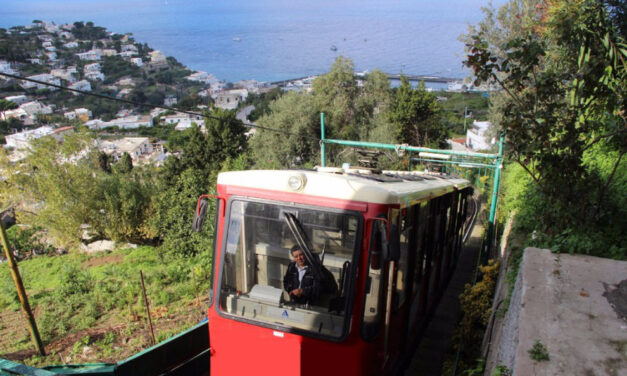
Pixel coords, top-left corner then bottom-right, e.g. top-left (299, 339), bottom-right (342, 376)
top-left (287, 173), bottom-right (306, 192)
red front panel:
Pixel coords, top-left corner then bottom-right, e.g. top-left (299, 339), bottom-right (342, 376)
top-left (209, 316), bottom-right (301, 375)
top-left (208, 184), bottom-right (392, 376)
top-left (209, 313), bottom-right (376, 376)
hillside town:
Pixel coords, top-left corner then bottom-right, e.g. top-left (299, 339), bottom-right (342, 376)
top-left (0, 20), bottom-right (494, 166)
top-left (0, 20), bottom-right (278, 164)
top-left (1, 1), bottom-right (625, 374)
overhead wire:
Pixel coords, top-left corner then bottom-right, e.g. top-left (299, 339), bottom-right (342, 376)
top-left (0, 71), bottom-right (321, 140)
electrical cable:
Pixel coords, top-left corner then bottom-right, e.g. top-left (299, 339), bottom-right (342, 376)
top-left (0, 71), bottom-right (321, 140)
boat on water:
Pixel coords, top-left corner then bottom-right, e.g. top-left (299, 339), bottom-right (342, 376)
top-left (233, 37), bottom-right (241, 42)
top-left (330, 45), bottom-right (337, 51)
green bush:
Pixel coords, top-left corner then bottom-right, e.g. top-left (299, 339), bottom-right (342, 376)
top-left (58, 264), bottom-right (92, 297)
top-left (500, 151), bottom-right (626, 260)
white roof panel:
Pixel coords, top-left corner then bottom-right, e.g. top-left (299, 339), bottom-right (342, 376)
top-left (217, 169), bottom-right (471, 206)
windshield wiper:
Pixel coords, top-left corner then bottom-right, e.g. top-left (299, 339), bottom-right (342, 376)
top-left (283, 212), bottom-right (322, 273)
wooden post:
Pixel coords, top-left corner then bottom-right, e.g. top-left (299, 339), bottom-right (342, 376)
top-left (0, 220), bottom-right (45, 356)
top-left (139, 270), bottom-right (156, 345)
top-left (192, 269), bottom-right (200, 308)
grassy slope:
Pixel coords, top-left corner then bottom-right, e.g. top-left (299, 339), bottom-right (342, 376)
top-left (0, 246), bottom-right (211, 367)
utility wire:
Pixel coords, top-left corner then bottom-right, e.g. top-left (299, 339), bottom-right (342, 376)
top-left (0, 71), bottom-right (320, 140)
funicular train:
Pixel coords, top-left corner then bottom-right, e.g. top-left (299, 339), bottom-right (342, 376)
top-left (193, 166), bottom-right (473, 376)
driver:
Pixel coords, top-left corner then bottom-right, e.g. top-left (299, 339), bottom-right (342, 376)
top-left (283, 245), bottom-right (319, 305)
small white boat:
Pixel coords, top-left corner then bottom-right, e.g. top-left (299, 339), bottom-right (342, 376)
top-left (233, 37), bottom-right (241, 42)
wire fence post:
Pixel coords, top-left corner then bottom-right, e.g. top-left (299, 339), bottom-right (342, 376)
top-left (320, 112), bottom-right (326, 167)
top-left (139, 270), bottom-right (156, 345)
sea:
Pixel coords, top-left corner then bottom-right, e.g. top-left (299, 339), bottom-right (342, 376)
top-left (2, 0), bottom-right (506, 84)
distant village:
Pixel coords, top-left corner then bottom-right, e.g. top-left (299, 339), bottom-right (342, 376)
top-left (0, 20), bottom-right (493, 167)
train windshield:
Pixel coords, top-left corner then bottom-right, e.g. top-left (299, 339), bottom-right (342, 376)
top-left (219, 199), bottom-right (360, 339)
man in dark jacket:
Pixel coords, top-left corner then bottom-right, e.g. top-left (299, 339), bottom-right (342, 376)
top-left (283, 245), bottom-right (319, 305)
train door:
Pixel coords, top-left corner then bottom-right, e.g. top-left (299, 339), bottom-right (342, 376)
top-left (381, 205), bottom-right (417, 369)
top-left (399, 204), bottom-right (419, 350)
top-left (382, 209), bottom-right (402, 367)
top-left (361, 218), bottom-right (389, 374)
top-left (409, 201), bottom-right (429, 328)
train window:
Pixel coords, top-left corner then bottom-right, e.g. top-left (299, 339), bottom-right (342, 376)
top-left (361, 219), bottom-right (387, 341)
top-left (218, 199), bottom-right (360, 340)
top-left (412, 202), bottom-right (429, 298)
top-left (395, 207), bottom-right (414, 310)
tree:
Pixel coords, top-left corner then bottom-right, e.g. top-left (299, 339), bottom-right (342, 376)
top-left (96, 169), bottom-right (154, 243)
top-left (0, 99), bottom-right (18, 127)
top-left (205, 107), bottom-right (247, 172)
top-left (153, 108), bottom-right (247, 256)
top-left (150, 169), bottom-right (213, 257)
top-left (313, 56), bottom-right (359, 140)
top-left (465, 0), bottom-right (626, 253)
top-left (0, 131), bottom-right (158, 247)
top-left (0, 131), bottom-right (102, 248)
top-left (115, 152), bottom-right (133, 174)
top-left (97, 151), bottom-right (112, 174)
top-left (250, 92), bottom-right (319, 168)
top-left (388, 77), bottom-right (445, 147)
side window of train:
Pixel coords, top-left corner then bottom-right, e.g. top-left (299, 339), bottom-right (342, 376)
top-left (395, 206), bottom-right (414, 310)
top-left (412, 202), bottom-right (428, 297)
top-left (361, 219), bottom-right (387, 341)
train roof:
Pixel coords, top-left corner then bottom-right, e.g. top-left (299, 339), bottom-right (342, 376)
top-left (217, 167), bottom-right (471, 206)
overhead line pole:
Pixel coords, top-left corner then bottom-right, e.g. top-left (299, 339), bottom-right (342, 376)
top-left (319, 114), bottom-right (506, 257)
top-left (485, 134), bottom-right (505, 258)
top-left (321, 138), bottom-right (498, 159)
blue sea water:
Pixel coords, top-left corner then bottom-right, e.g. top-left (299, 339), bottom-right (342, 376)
top-left (1, 0), bottom-right (505, 83)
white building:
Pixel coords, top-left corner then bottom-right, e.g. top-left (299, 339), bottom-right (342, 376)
top-left (76, 49), bottom-right (102, 61)
top-left (63, 41), bottom-right (79, 49)
top-left (89, 115), bottom-right (152, 130)
top-left (164, 96), bottom-right (177, 106)
top-left (174, 119), bottom-right (198, 131)
top-left (4, 126), bottom-right (54, 149)
top-left (185, 71), bottom-right (219, 85)
top-left (84, 62), bottom-right (101, 72)
top-left (69, 80), bottom-right (92, 94)
top-left (99, 137), bottom-right (153, 161)
top-left (0, 60), bottom-right (16, 75)
top-left (121, 44), bottom-right (138, 53)
top-left (85, 71), bottom-right (105, 81)
top-left (116, 78), bottom-right (135, 87)
top-left (466, 121), bottom-right (493, 151)
top-left (64, 108), bottom-right (92, 121)
top-left (42, 21), bottom-right (59, 33)
top-left (163, 112), bottom-right (204, 126)
top-left (150, 50), bottom-right (167, 63)
top-left (4, 95), bottom-right (29, 105)
top-left (0, 108), bottom-right (28, 122)
top-left (102, 49), bottom-right (117, 57)
top-left (130, 58), bottom-right (143, 67)
top-left (50, 68), bottom-right (78, 83)
top-left (17, 101), bottom-right (52, 118)
top-left (150, 108), bottom-right (168, 119)
top-left (119, 51), bottom-right (137, 58)
top-left (214, 89), bottom-right (248, 110)
top-left (20, 74), bottom-right (61, 90)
